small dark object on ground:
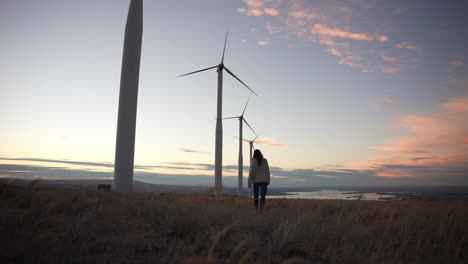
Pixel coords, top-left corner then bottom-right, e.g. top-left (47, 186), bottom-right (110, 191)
top-left (98, 184), bottom-right (111, 191)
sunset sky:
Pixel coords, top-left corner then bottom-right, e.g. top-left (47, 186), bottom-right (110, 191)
top-left (1, 0), bottom-right (467, 187)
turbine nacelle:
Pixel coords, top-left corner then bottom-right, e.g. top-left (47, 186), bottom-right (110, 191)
top-left (217, 63), bottom-right (224, 73)
top-left (223, 95), bottom-right (256, 135)
top-left (177, 28), bottom-right (257, 96)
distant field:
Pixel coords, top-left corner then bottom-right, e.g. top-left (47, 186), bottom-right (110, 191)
top-left (1, 183), bottom-right (467, 264)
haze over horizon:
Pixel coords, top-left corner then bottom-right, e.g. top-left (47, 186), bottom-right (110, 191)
top-left (1, 0), bottom-right (467, 187)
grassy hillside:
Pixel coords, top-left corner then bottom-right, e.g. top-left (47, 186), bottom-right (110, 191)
top-left (1, 183), bottom-right (467, 264)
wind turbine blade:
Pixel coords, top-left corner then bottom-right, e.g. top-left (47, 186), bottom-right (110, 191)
top-left (243, 118), bottom-right (256, 135)
top-left (221, 25), bottom-right (229, 64)
top-left (224, 67), bottom-right (257, 95)
top-left (233, 136), bottom-right (250, 143)
top-left (252, 130), bottom-right (263, 141)
top-left (241, 94), bottom-right (252, 116)
top-left (222, 116), bottom-right (239, 120)
top-left (177, 65), bottom-right (218, 77)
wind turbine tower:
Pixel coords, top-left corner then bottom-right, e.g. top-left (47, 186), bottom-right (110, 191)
top-left (178, 29), bottom-right (256, 194)
top-left (113, 0), bottom-right (143, 191)
top-left (224, 95), bottom-right (256, 196)
top-left (236, 132), bottom-right (261, 197)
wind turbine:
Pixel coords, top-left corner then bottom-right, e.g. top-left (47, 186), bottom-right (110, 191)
top-left (114, 0), bottom-right (143, 192)
top-left (235, 132), bottom-right (261, 197)
top-left (223, 95), bottom-right (256, 196)
top-left (178, 28), bottom-right (257, 194)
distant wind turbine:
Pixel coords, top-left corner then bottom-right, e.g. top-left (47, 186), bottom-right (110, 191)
top-left (224, 95), bottom-right (256, 196)
top-left (235, 131), bottom-right (261, 197)
top-left (178, 28), bottom-right (257, 194)
top-left (114, 0), bottom-right (143, 192)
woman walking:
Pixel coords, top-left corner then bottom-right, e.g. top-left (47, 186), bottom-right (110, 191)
top-left (249, 149), bottom-right (271, 210)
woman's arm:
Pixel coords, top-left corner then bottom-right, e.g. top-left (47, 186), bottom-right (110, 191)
top-left (249, 160), bottom-right (255, 183)
top-left (265, 159), bottom-right (270, 185)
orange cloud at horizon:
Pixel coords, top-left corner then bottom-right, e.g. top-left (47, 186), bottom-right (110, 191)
top-left (441, 97), bottom-right (468, 113)
top-left (353, 96), bottom-right (468, 177)
top-left (255, 137), bottom-right (282, 147)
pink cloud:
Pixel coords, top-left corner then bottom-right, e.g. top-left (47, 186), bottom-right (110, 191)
top-left (356, 96), bottom-right (468, 177)
top-left (377, 35), bottom-right (389, 42)
top-left (381, 67), bottom-right (400, 74)
top-left (451, 60), bottom-right (464, 67)
top-left (237, 1), bottom-right (418, 74)
top-left (366, 98), bottom-right (381, 112)
top-left (328, 47), bottom-right (341, 56)
top-left (249, 9), bottom-right (265, 16)
top-left (381, 55), bottom-right (398, 62)
top-left (238, 0), bottom-right (281, 17)
top-left (319, 38), bottom-right (349, 47)
top-left (366, 97), bottom-right (396, 112)
top-left (243, 0), bottom-right (265, 9)
top-left (318, 38), bottom-right (350, 57)
top-left (307, 24), bottom-right (393, 72)
top-left (255, 137), bottom-right (282, 147)
top-left (441, 96), bottom-right (468, 113)
top-left (257, 40), bottom-right (269, 46)
top-left (288, 9), bottom-right (317, 21)
top-left (265, 22), bottom-right (281, 34)
top-left (339, 56), bottom-right (364, 68)
top-left (311, 24), bottom-right (373, 41)
top-left (311, 24), bottom-right (389, 43)
top-left (396, 42), bottom-right (420, 51)
top-left (264, 8), bottom-right (279, 16)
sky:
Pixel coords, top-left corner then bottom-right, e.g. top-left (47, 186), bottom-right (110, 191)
top-left (0, 0), bottom-right (467, 187)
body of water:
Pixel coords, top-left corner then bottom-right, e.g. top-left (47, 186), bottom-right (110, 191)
top-left (269, 190), bottom-right (397, 201)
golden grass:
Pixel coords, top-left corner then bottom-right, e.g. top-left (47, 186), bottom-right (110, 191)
top-left (1, 183), bottom-right (467, 263)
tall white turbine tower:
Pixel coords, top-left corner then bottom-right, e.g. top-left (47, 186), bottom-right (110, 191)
top-left (223, 95), bottom-right (256, 196)
top-left (178, 29), bottom-right (256, 194)
top-left (114, 0), bottom-right (143, 192)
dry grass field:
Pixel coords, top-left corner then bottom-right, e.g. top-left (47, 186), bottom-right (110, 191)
top-left (1, 183), bottom-right (467, 264)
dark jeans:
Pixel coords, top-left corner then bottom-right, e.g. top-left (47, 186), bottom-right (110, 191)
top-left (253, 182), bottom-right (268, 209)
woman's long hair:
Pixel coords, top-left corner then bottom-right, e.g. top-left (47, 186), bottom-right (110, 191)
top-left (253, 149), bottom-right (264, 166)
